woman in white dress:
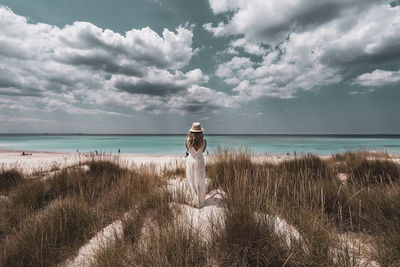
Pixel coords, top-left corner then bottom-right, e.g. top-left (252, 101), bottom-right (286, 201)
top-left (185, 122), bottom-right (207, 208)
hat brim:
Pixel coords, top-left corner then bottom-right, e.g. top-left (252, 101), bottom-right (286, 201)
top-left (189, 128), bottom-right (204, 132)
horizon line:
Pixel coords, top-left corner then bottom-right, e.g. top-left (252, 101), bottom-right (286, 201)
top-left (1, 133), bottom-right (400, 137)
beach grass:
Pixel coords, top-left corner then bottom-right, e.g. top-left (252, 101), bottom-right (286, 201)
top-left (0, 158), bottom-right (169, 266)
top-left (0, 150), bottom-right (399, 266)
top-left (0, 168), bottom-right (24, 192)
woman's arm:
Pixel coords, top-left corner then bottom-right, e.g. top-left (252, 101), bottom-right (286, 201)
top-left (203, 139), bottom-right (207, 152)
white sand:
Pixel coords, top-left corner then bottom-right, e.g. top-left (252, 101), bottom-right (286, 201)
top-left (0, 149), bottom-right (185, 174)
top-left (0, 147), bottom-right (325, 174)
top-left (0, 149), bottom-right (82, 173)
top-left (0, 148), bottom-right (299, 175)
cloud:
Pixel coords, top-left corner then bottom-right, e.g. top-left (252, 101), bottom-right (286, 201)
top-left (208, 1), bottom-right (400, 99)
top-left (113, 68), bottom-right (209, 96)
top-left (0, 6), bottom-right (232, 115)
top-left (56, 22), bottom-right (194, 71)
top-left (206, 0), bottom-right (379, 44)
top-left (115, 80), bottom-right (185, 96)
top-left (229, 38), bottom-right (267, 56)
top-left (203, 22), bottom-right (227, 37)
top-left (349, 88), bottom-right (375, 95)
top-left (216, 52), bottom-right (341, 99)
top-left (354, 69), bottom-right (400, 87)
top-left (166, 85), bottom-right (236, 113)
top-left (0, 114), bottom-right (58, 123)
top-left (93, 83), bottom-right (235, 115)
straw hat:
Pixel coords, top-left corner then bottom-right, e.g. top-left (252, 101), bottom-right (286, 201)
top-left (189, 122), bottom-right (204, 132)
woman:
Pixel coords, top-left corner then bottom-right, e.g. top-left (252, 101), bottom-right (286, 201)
top-left (185, 122), bottom-right (207, 208)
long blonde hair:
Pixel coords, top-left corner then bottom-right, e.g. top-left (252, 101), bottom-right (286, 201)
top-left (187, 131), bottom-right (204, 150)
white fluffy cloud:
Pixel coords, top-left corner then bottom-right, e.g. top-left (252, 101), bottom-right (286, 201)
top-left (206, 0), bottom-right (379, 43)
top-left (203, 22), bottom-right (226, 37)
top-left (354, 69), bottom-right (400, 87)
top-left (56, 22), bottom-right (194, 71)
top-left (207, 1), bottom-right (400, 99)
top-left (0, 6), bottom-right (230, 115)
top-left (228, 38), bottom-right (267, 56)
top-left (216, 55), bottom-right (341, 99)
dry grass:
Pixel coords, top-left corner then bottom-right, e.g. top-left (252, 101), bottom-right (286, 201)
top-left (0, 168), bottom-right (24, 192)
top-left (1, 149), bottom-right (399, 266)
top-left (1, 198), bottom-right (97, 266)
top-left (206, 149), bottom-right (400, 266)
top-left (93, 220), bottom-right (207, 267)
top-left (0, 158), bottom-right (168, 266)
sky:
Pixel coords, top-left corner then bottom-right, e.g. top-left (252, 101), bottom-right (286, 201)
top-left (0, 0), bottom-right (399, 134)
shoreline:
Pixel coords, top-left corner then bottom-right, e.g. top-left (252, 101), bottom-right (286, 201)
top-left (0, 148), bottom-right (183, 157)
top-left (0, 148), bottom-right (184, 174)
top-left (2, 148), bottom-right (399, 174)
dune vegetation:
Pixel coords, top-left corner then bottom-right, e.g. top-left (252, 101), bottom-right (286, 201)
top-left (0, 150), bottom-right (399, 266)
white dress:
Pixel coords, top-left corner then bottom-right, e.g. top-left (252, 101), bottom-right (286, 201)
top-left (185, 141), bottom-right (206, 208)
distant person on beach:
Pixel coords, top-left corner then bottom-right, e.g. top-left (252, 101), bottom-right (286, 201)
top-left (118, 148), bottom-right (120, 154)
top-left (185, 122), bottom-right (207, 208)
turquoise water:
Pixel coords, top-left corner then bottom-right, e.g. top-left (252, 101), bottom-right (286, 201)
top-left (0, 135), bottom-right (399, 155)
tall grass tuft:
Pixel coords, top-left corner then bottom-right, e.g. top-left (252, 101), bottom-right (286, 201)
top-left (93, 221), bottom-right (207, 267)
top-left (0, 168), bottom-right (24, 192)
top-left (0, 198), bottom-right (98, 266)
top-left (348, 159), bottom-right (400, 185)
top-left (134, 222), bottom-right (207, 266)
top-left (211, 207), bottom-right (297, 266)
top-left (11, 180), bottom-right (52, 210)
top-left (334, 150), bottom-right (400, 185)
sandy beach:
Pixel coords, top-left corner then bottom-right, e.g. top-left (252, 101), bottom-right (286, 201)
top-left (2, 148), bottom-right (398, 174)
top-left (0, 148), bottom-right (258, 174)
top-left (0, 149), bottom-right (185, 174)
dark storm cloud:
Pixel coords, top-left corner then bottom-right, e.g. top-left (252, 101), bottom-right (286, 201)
top-left (0, 88), bottom-right (42, 97)
top-left (320, 42), bottom-right (400, 68)
top-left (256, 1), bottom-right (346, 41)
top-left (285, 0), bottom-right (378, 30)
top-left (0, 77), bottom-right (18, 88)
top-left (0, 71), bottom-right (43, 96)
top-left (114, 80), bottom-right (186, 96)
top-left (46, 76), bottom-right (76, 87)
top-left (370, 43), bottom-right (400, 64)
top-left (206, 0), bottom-right (379, 43)
top-left (181, 102), bottom-right (219, 113)
top-left (59, 31), bottom-right (171, 70)
top-left (141, 98), bottom-right (222, 114)
top-left (391, 0), bottom-right (400, 7)
top-left (59, 54), bottom-right (144, 77)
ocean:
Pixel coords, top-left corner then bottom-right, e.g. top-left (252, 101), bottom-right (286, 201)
top-left (1, 134), bottom-right (400, 156)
